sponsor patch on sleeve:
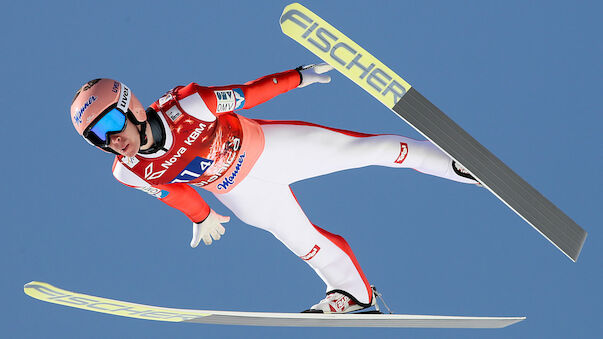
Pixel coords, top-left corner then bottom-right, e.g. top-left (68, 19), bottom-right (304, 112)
top-left (136, 186), bottom-right (169, 199)
top-left (233, 88), bottom-right (245, 110)
top-left (214, 90), bottom-right (236, 113)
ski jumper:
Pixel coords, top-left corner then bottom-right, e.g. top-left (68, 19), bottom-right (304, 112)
top-left (112, 69), bottom-right (476, 305)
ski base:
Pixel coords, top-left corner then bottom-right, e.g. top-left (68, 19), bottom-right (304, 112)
top-left (24, 281), bottom-right (524, 328)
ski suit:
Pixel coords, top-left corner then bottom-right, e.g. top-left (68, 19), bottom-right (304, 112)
top-left (112, 68), bottom-right (476, 305)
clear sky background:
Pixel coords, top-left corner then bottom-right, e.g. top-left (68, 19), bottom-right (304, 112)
top-left (2, 1), bottom-right (601, 338)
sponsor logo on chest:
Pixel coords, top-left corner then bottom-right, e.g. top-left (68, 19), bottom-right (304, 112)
top-left (122, 156), bottom-right (140, 168)
top-left (158, 93), bottom-right (173, 107)
top-left (216, 152), bottom-right (246, 190)
top-left (170, 157), bottom-right (214, 184)
top-left (191, 137), bottom-right (241, 188)
top-left (166, 106), bottom-right (182, 122)
top-left (184, 123), bottom-right (206, 146)
top-left (143, 122), bottom-right (207, 180)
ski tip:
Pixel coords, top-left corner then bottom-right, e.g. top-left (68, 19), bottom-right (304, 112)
top-left (24, 281), bottom-right (39, 290)
top-left (24, 281), bottom-right (41, 299)
top-left (24, 281), bottom-right (46, 288)
top-left (280, 3), bottom-right (302, 27)
top-left (283, 2), bottom-right (302, 12)
top-left (24, 281), bottom-right (46, 293)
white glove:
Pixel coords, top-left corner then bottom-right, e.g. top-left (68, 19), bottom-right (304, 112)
top-left (296, 63), bottom-right (334, 88)
top-left (190, 210), bottom-right (230, 247)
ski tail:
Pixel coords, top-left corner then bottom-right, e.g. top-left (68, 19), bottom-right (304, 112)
top-left (280, 3), bottom-right (586, 261)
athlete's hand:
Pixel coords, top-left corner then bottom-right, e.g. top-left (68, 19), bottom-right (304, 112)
top-left (296, 63), bottom-right (334, 88)
top-left (190, 210), bottom-right (230, 247)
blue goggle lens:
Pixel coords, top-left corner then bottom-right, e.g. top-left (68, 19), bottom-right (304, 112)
top-left (89, 108), bottom-right (127, 143)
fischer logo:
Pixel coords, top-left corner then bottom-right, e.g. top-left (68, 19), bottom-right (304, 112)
top-left (24, 283), bottom-right (202, 321)
top-left (280, 8), bottom-right (407, 106)
top-left (73, 96), bottom-right (96, 125)
top-left (216, 152), bottom-right (246, 190)
top-left (300, 245), bottom-right (321, 261)
top-left (394, 142), bottom-right (408, 164)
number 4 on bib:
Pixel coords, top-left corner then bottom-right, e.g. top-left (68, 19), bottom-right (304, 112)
top-left (280, 3), bottom-right (586, 261)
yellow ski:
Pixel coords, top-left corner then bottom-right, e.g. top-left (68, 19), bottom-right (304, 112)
top-left (24, 281), bottom-right (524, 328)
top-left (280, 3), bottom-right (586, 261)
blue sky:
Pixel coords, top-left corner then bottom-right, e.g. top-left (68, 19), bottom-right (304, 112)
top-left (2, 1), bottom-right (601, 338)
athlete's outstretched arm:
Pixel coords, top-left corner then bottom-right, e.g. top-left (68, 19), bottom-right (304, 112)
top-left (235, 69), bottom-right (301, 109)
top-left (235, 63), bottom-right (333, 107)
top-left (112, 174), bottom-right (228, 246)
top-left (156, 183), bottom-right (230, 247)
top-left (153, 183), bottom-right (211, 223)
top-left (178, 64), bottom-right (333, 114)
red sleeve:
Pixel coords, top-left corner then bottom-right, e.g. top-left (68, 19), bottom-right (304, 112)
top-left (112, 159), bottom-right (211, 223)
top-left (177, 69), bottom-right (301, 113)
top-left (236, 69), bottom-right (300, 109)
top-left (154, 183), bottom-right (211, 223)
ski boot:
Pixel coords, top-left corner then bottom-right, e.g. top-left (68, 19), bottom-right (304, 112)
top-left (452, 160), bottom-right (482, 186)
top-left (302, 286), bottom-right (391, 314)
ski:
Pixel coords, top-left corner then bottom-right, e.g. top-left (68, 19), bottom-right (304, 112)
top-left (280, 3), bottom-right (586, 261)
top-left (24, 281), bottom-right (524, 328)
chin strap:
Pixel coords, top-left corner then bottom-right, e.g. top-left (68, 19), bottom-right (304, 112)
top-left (125, 111), bottom-right (148, 153)
top-left (138, 121), bottom-right (148, 147)
top-left (138, 107), bottom-right (166, 154)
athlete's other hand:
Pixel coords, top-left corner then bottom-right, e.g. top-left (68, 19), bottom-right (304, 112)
top-left (191, 210), bottom-right (230, 247)
top-left (296, 63), bottom-right (334, 88)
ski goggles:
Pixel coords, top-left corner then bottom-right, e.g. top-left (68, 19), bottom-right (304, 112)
top-left (83, 106), bottom-right (128, 147)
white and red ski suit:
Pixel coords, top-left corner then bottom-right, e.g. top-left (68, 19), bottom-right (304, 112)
top-left (112, 69), bottom-right (475, 306)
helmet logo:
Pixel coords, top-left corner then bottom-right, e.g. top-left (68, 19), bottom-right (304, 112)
top-left (83, 79), bottom-right (101, 91)
top-left (117, 83), bottom-right (131, 114)
top-left (73, 96), bottom-right (97, 126)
